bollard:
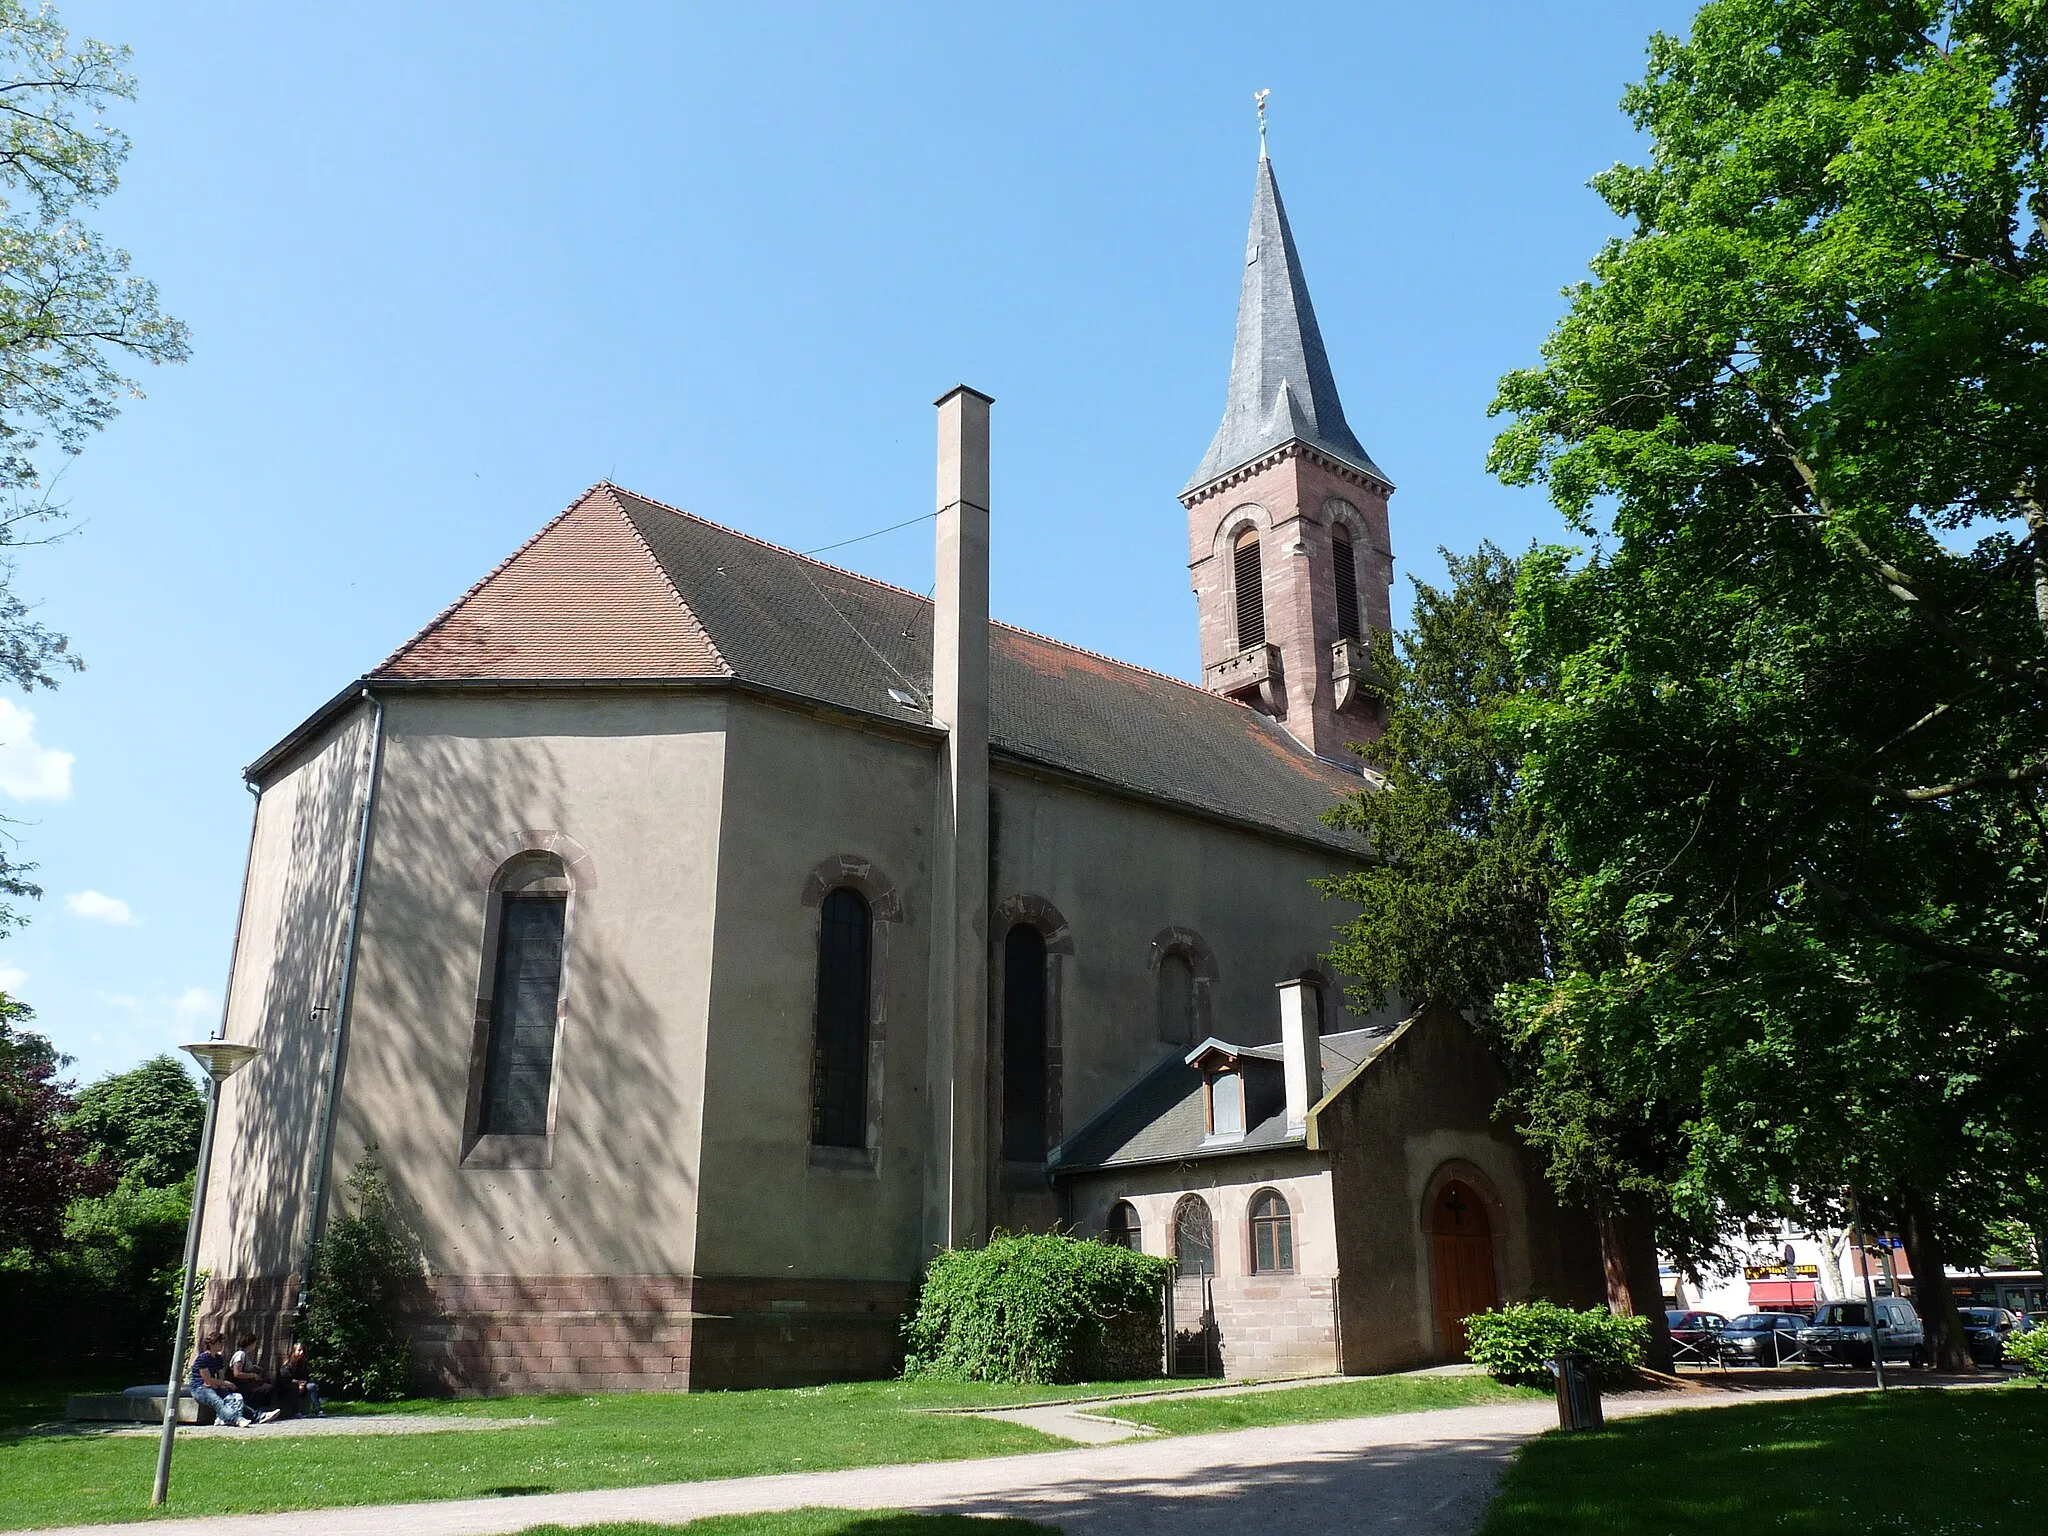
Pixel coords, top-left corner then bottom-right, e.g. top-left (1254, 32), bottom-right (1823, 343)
top-left (1550, 1350), bottom-right (1604, 1432)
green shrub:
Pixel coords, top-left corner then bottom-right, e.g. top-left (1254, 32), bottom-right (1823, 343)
top-left (301, 1147), bottom-right (420, 1401)
top-left (903, 1232), bottom-right (1171, 1384)
top-left (1464, 1300), bottom-right (1648, 1388)
top-left (2009, 1327), bottom-right (2048, 1380)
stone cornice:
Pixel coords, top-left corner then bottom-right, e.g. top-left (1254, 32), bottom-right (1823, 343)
top-left (1179, 438), bottom-right (1395, 511)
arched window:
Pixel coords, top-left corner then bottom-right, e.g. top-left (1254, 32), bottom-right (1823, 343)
top-left (1233, 528), bottom-right (1266, 649)
top-left (479, 857), bottom-right (568, 1136)
top-left (1107, 1201), bottom-right (1142, 1251)
top-left (1251, 1189), bottom-right (1295, 1274)
top-left (1331, 528), bottom-right (1363, 644)
top-left (1002, 923), bottom-right (1049, 1161)
top-left (811, 886), bottom-right (872, 1148)
top-left (1174, 1194), bottom-right (1215, 1275)
top-left (1156, 950), bottom-right (1195, 1045)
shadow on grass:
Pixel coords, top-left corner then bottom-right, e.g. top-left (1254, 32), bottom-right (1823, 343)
top-left (514, 1514), bottom-right (1057, 1536)
top-left (1482, 1386), bottom-right (2048, 1535)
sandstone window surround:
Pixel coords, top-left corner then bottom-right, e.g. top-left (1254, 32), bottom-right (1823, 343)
top-left (1250, 1187), bottom-right (1295, 1274)
top-left (1106, 1199), bottom-right (1142, 1251)
top-left (800, 854), bottom-right (903, 1175)
top-left (458, 832), bottom-right (597, 1171)
top-left (1147, 926), bottom-right (1218, 1046)
top-left (990, 893), bottom-right (1073, 1189)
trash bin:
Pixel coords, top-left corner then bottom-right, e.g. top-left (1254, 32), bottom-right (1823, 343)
top-left (1550, 1350), bottom-right (1604, 1431)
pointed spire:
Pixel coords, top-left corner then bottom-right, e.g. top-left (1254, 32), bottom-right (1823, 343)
top-left (1184, 153), bottom-right (1384, 496)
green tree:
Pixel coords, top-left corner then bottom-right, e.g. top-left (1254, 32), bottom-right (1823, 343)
top-left (64, 1054), bottom-right (203, 1187)
top-left (302, 1147), bottom-right (420, 1401)
top-left (0, 1), bottom-right (187, 925)
top-left (1321, 546), bottom-right (1692, 1369)
top-left (1487, 0), bottom-right (2048, 1368)
top-left (0, 1008), bottom-right (111, 1253)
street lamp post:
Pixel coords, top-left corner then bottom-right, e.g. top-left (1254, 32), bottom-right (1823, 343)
top-left (151, 1039), bottom-right (262, 1508)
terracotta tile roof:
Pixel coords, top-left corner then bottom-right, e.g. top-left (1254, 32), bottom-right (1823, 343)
top-left (368, 482), bottom-right (1365, 851)
top-left (378, 486), bottom-right (725, 679)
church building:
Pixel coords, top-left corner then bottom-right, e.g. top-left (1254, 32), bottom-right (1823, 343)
top-left (198, 145), bottom-right (1602, 1392)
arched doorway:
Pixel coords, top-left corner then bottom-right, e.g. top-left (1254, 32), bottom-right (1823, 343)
top-left (1429, 1180), bottom-right (1499, 1358)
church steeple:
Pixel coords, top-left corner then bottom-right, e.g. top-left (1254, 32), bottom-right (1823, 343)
top-left (1184, 154), bottom-right (1383, 497)
top-left (1181, 137), bottom-right (1395, 763)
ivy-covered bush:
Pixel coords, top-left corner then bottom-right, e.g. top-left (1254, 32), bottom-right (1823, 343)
top-left (2008, 1326), bottom-right (2048, 1381)
top-left (903, 1232), bottom-right (1171, 1384)
top-left (301, 1147), bottom-right (421, 1401)
top-left (1464, 1300), bottom-right (1647, 1388)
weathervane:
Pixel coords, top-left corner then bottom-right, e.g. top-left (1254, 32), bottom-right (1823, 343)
top-left (1255, 89), bottom-right (1270, 159)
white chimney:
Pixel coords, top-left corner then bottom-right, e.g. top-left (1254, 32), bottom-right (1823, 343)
top-left (923, 385), bottom-right (993, 1255)
top-left (1277, 978), bottom-right (1323, 1136)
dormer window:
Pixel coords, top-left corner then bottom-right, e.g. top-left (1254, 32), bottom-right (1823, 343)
top-left (1207, 1067), bottom-right (1244, 1140)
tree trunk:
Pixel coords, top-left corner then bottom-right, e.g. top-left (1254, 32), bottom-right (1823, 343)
top-left (1898, 1188), bottom-right (1975, 1373)
top-left (1812, 1227), bottom-right (1847, 1302)
top-left (1597, 1203), bottom-right (1672, 1373)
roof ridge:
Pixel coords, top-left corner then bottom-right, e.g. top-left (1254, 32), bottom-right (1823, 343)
top-left (598, 483), bottom-right (733, 677)
top-left (371, 482), bottom-right (611, 676)
top-left (603, 482), bottom-right (935, 605)
top-left (604, 483), bottom-right (1334, 763)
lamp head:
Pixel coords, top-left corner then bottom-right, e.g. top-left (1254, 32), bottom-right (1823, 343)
top-left (183, 1040), bottom-right (261, 1084)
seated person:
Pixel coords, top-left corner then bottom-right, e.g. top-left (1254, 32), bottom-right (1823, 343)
top-left (189, 1333), bottom-right (253, 1427)
top-left (282, 1341), bottom-right (323, 1417)
top-left (228, 1334), bottom-right (277, 1412)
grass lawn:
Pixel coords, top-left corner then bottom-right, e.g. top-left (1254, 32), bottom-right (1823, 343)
top-left (1095, 1373), bottom-right (1543, 1433)
top-left (0, 1378), bottom-right (1172, 1530)
top-left (1482, 1384), bottom-right (2048, 1534)
top-left (513, 1511), bottom-right (1054, 1536)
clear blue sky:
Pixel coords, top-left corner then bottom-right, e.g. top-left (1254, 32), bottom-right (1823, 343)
top-left (21, 0), bottom-right (1698, 1084)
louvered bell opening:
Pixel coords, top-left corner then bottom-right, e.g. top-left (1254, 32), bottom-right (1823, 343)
top-left (1333, 534), bottom-right (1363, 644)
top-left (1234, 532), bottom-right (1266, 650)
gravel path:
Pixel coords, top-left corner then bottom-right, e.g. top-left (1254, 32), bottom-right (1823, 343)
top-left (12, 1381), bottom-right (1881, 1536)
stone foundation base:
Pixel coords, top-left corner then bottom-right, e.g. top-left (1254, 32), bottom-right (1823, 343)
top-left (207, 1273), bottom-right (911, 1395)
top-left (1209, 1274), bottom-right (1340, 1379)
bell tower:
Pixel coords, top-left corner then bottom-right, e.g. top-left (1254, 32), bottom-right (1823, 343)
top-left (1182, 139), bottom-right (1393, 761)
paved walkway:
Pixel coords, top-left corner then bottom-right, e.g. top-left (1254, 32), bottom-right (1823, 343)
top-left (16, 1381), bottom-right (1891, 1536)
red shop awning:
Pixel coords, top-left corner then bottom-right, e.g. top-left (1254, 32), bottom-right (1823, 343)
top-left (1748, 1280), bottom-right (1818, 1306)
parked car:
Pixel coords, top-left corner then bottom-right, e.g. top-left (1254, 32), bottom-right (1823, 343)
top-left (1798, 1297), bottom-right (1926, 1368)
top-left (1665, 1310), bottom-right (1730, 1365)
top-left (1716, 1312), bottom-right (1809, 1366)
top-left (1959, 1307), bottom-right (2016, 1366)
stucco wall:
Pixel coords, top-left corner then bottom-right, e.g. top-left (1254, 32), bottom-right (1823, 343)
top-left (325, 689), bottom-right (727, 1282)
top-left (200, 703), bottom-right (374, 1294)
top-left (1318, 1008), bottom-right (1603, 1373)
top-left (986, 764), bottom-right (1374, 1230)
top-left (691, 699), bottom-right (937, 1287)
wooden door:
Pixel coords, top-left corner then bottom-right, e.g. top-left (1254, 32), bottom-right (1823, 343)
top-left (1430, 1181), bottom-right (1499, 1358)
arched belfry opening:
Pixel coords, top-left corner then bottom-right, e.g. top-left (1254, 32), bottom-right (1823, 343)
top-left (1182, 148), bottom-right (1394, 760)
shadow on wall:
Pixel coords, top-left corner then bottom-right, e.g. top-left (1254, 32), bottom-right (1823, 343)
top-left (214, 712), bottom-right (709, 1391)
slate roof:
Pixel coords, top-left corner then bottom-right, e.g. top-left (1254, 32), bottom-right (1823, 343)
top-left (1185, 154), bottom-right (1388, 495)
top-left (1047, 1026), bottom-right (1401, 1175)
top-left (357, 483), bottom-right (1366, 853)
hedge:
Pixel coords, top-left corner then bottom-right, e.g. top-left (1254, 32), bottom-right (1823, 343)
top-left (1463, 1300), bottom-right (1648, 1388)
top-left (903, 1232), bottom-right (1171, 1384)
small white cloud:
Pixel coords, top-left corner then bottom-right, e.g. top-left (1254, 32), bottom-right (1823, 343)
top-left (67, 890), bottom-right (133, 925)
top-left (0, 699), bottom-right (72, 801)
top-left (95, 991), bottom-right (139, 1009)
top-left (174, 986), bottom-right (216, 1025)
top-left (0, 963), bottom-right (26, 993)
